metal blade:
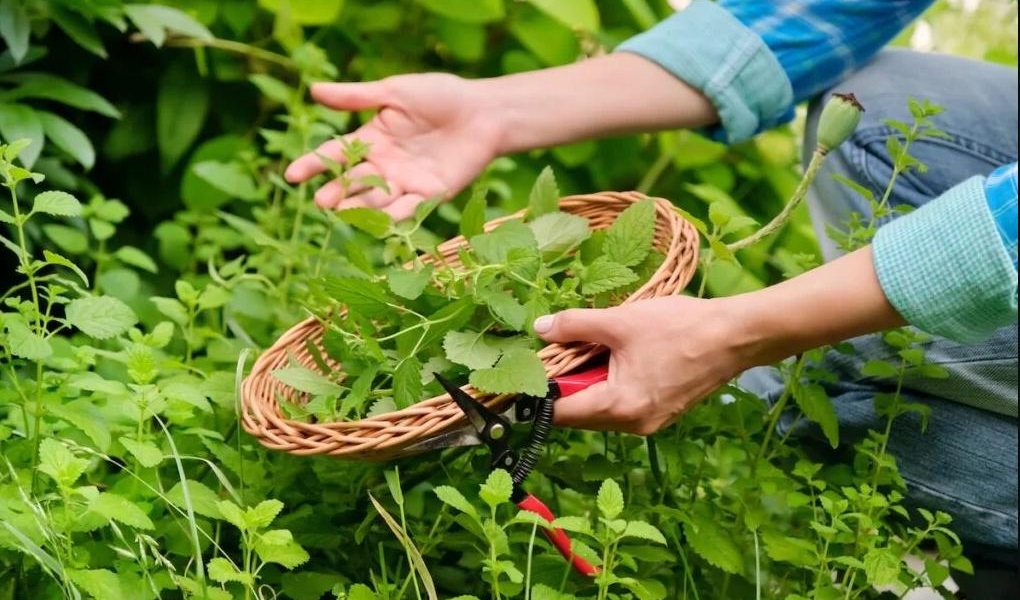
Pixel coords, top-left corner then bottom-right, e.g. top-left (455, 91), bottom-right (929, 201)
top-left (433, 372), bottom-right (488, 434)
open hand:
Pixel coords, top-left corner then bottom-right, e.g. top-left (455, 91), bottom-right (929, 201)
top-left (285, 74), bottom-right (503, 220)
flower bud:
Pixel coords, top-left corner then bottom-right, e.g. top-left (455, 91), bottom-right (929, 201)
top-left (816, 92), bottom-right (864, 153)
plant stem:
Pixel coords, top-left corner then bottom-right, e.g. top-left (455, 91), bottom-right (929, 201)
top-left (756, 355), bottom-right (806, 465)
top-left (727, 147), bottom-right (828, 252)
top-left (157, 36), bottom-right (299, 71)
top-left (637, 150), bottom-right (672, 194)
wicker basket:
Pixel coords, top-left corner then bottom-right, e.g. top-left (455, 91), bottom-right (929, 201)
top-left (240, 191), bottom-right (700, 460)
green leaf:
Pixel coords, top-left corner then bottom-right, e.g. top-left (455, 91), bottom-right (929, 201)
top-left (761, 530), bottom-right (817, 567)
top-left (114, 246), bottom-right (158, 273)
top-left (43, 250), bottom-right (89, 286)
top-left (444, 330), bottom-right (501, 370)
top-left (339, 207), bottom-right (392, 238)
top-left (596, 479), bottom-right (624, 519)
top-left (119, 437), bottom-right (164, 468)
top-left (386, 264), bottom-right (432, 300)
top-left (247, 499), bottom-right (285, 530)
top-left (603, 198), bottom-right (656, 267)
top-left (434, 485), bottom-right (478, 520)
top-left (50, 5), bottom-right (106, 58)
top-left (257, 0), bottom-right (345, 25)
top-left (4, 318), bottom-right (52, 360)
top-left (393, 357), bottom-right (423, 409)
top-left (460, 187), bottom-right (487, 238)
top-left (192, 160), bottom-right (260, 200)
top-left (527, 165), bottom-right (559, 217)
top-left (861, 359), bottom-right (898, 379)
top-left (479, 290), bottom-right (528, 331)
top-left (65, 296), bottom-right (138, 339)
top-left (580, 257), bottom-right (637, 295)
top-left (469, 347), bottom-right (547, 397)
top-left (47, 400), bottom-right (111, 451)
top-left (38, 111), bottom-right (95, 169)
top-left (125, 4), bottom-right (213, 47)
top-left (217, 500), bottom-right (247, 531)
top-left (0, 104), bottom-right (43, 168)
top-left (68, 569), bottom-right (126, 600)
top-left (470, 220), bottom-right (537, 264)
top-left (684, 512), bottom-right (743, 575)
top-left (414, 0), bottom-right (504, 24)
top-left (622, 520), bottom-right (667, 545)
top-left (0, 73), bottom-right (120, 118)
top-left (347, 584), bottom-right (378, 600)
top-left (32, 191), bottom-right (82, 217)
top-left (526, 0), bottom-right (599, 30)
top-left (207, 557), bottom-right (252, 585)
top-left (863, 547), bottom-right (901, 586)
top-left (281, 572), bottom-right (339, 600)
top-left (320, 277), bottom-right (394, 318)
top-left (0, 0), bottom-right (30, 63)
top-left (548, 515), bottom-right (592, 535)
top-left (165, 480), bottom-right (222, 520)
top-left (89, 492), bottom-right (154, 530)
top-left (793, 383), bottom-right (839, 448)
top-left (528, 212), bottom-right (590, 259)
top-left (38, 438), bottom-right (89, 488)
top-left (254, 535), bottom-right (309, 569)
top-left (479, 469), bottom-right (514, 509)
top-left (273, 367), bottom-right (342, 396)
top-left (157, 61), bottom-right (210, 171)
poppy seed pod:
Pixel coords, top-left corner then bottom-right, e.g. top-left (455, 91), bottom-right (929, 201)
top-left (816, 92), bottom-right (865, 153)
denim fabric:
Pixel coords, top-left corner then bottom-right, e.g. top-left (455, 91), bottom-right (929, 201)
top-left (742, 49), bottom-right (1018, 550)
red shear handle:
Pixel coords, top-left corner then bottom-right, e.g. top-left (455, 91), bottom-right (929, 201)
top-left (516, 493), bottom-right (599, 577)
top-left (552, 364), bottom-right (609, 398)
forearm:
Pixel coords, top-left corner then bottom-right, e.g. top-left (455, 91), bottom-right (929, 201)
top-left (729, 246), bottom-right (905, 367)
top-left (476, 53), bottom-right (718, 155)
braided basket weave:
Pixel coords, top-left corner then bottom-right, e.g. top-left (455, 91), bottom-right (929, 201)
top-left (241, 191), bottom-right (700, 460)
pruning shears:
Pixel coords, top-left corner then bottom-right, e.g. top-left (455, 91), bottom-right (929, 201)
top-left (406, 364), bottom-right (609, 577)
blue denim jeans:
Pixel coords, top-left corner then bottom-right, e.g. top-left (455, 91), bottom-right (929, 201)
top-left (740, 49), bottom-right (1018, 551)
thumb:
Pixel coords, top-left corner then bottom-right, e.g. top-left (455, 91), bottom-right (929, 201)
top-left (311, 81), bottom-right (390, 111)
top-left (533, 308), bottom-right (623, 347)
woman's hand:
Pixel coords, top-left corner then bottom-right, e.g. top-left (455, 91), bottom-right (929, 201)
top-left (534, 247), bottom-right (904, 434)
top-left (286, 54), bottom-right (718, 220)
top-left (284, 74), bottom-right (503, 220)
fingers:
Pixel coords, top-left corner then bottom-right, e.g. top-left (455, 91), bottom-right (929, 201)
top-left (533, 308), bottom-right (625, 347)
top-left (385, 194), bottom-right (426, 221)
top-left (553, 382), bottom-right (664, 436)
top-left (285, 137), bottom-right (349, 184)
top-left (310, 81), bottom-right (390, 111)
top-left (313, 163), bottom-right (387, 209)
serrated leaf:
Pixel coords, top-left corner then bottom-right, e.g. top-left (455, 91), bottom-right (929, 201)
top-left (217, 500), bottom-right (247, 530)
top-left (470, 220), bottom-right (537, 264)
top-left (603, 198), bottom-right (655, 267)
top-left (393, 357), bottom-right (423, 409)
top-left (42, 250), bottom-right (89, 286)
top-left (119, 437), bottom-right (163, 468)
top-left (39, 438), bottom-right (89, 488)
top-left (581, 257), bottom-right (637, 295)
top-left (622, 520), bottom-right (667, 544)
top-left (684, 513), bottom-right (743, 574)
top-left (89, 492), bottom-right (154, 530)
top-left (793, 383), bottom-right (839, 448)
top-left (32, 190), bottom-right (82, 217)
top-left (166, 480), bottom-right (222, 520)
top-left (761, 530), bottom-right (816, 567)
top-left (861, 359), bottom-right (898, 379)
top-left (387, 264), bottom-right (433, 300)
top-left (460, 187), bottom-right (487, 238)
top-left (479, 469), bottom-right (513, 509)
top-left (528, 212), bottom-right (590, 259)
top-left (434, 485), bottom-right (478, 520)
top-left (528, 165), bottom-right (559, 217)
top-left (320, 277), bottom-right (394, 318)
top-left (863, 547), bottom-right (901, 586)
top-left (4, 318), bottom-right (52, 360)
top-left (273, 367), bottom-right (342, 396)
top-left (597, 479), bottom-right (624, 519)
top-left (479, 290), bottom-right (528, 331)
top-left (247, 499), bottom-right (284, 530)
top-left (68, 569), bottom-right (125, 600)
top-left (255, 537), bottom-right (309, 569)
top-left (339, 207), bottom-right (392, 238)
top-left (65, 295), bottom-right (138, 339)
top-left (549, 515), bottom-right (592, 535)
top-left (207, 557), bottom-right (252, 584)
top-left (444, 330), bottom-right (501, 370)
top-left (469, 348), bottom-right (547, 397)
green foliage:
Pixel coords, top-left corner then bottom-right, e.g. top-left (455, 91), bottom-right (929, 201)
top-left (0, 2), bottom-right (998, 598)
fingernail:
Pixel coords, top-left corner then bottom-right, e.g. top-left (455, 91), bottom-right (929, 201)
top-left (533, 315), bottom-right (554, 333)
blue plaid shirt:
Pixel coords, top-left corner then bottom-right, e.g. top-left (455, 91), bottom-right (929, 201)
top-left (619, 0), bottom-right (1018, 270)
top-left (619, 0), bottom-right (1018, 343)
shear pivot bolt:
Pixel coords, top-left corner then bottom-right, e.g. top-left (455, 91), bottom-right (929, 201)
top-left (489, 423), bottom-right (506, 440)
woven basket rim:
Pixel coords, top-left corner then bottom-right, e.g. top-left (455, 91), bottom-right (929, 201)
top-left (240, 191), bottom-right (700, 459)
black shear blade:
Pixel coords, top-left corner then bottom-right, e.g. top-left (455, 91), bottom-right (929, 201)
top-left (433, 372), bottom-right (488, 434)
